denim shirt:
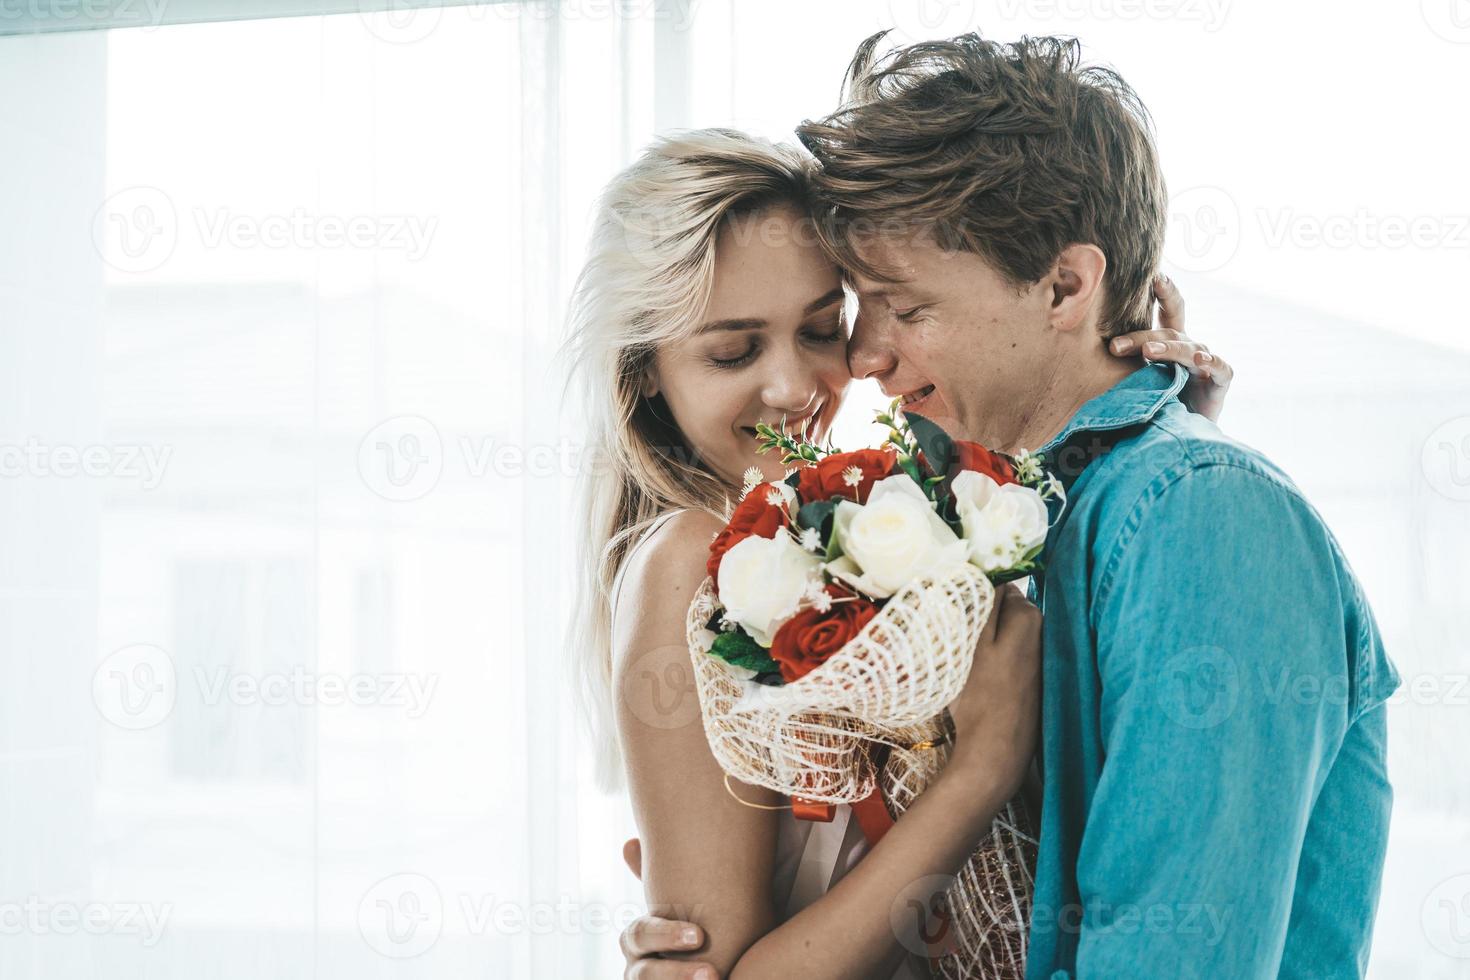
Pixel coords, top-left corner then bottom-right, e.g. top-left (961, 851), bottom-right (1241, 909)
top-left (1024, 362), bottom-right (1400, 979)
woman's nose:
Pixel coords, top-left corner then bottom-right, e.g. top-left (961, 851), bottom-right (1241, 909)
top-left (761, 353), bottom-right (820, 416)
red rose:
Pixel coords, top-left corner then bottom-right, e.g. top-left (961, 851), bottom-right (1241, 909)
top-left (796, 448), bottom-right (897, 504)
top-left (768, 587), bottom-right (879, 683)
top-left (952, 440), bottom-right (1019, 487)
top-left (706, 489), bottom-right (789, 585)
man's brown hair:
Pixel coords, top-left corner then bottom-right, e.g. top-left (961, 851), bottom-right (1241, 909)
top-left (797, 32), bottom-right (1167, 339)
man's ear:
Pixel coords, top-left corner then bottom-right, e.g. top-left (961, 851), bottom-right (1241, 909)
top-left (1047, 243), bottom-right (1107, 334)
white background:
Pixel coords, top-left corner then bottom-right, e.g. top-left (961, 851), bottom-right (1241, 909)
top-left (1, 1), bottom-right (1467, 977)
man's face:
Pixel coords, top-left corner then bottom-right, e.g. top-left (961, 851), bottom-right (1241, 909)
top-left (846, 234), bottom-right (1058, 446)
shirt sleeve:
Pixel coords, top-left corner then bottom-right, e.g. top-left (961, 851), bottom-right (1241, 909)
top-left (1073, 460), bottom-right (1358, 977)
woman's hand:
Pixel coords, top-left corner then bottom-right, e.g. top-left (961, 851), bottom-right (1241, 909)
top-left (944, 582), bottom-right (1042, 796)
top-left (618, 838), bottom-right (717, 979)
top-left (1107, 274), bottom-right (1235, 422)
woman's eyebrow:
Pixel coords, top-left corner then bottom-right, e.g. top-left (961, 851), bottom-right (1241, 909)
top-left (803, 287), bottom-right (845, 314)
top-left (698, 287), bottom-right (843, 333)
top-left (697, 317), bottom-right (765, 334)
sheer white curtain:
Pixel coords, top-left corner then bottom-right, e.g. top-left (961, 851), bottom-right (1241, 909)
top-left (4, 3), bottom-right (1468, 978)
top-left (1, 4), bottom-right (654, 977)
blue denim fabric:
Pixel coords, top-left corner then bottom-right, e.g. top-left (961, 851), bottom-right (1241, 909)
top-left (1024, 362), bottom-right (1399, 979)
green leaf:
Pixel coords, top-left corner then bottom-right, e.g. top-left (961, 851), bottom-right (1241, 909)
top-left (905, 412), bottom-right (954, 478)
top-left (784, 470), bottom-right (802, 489)
top-left (710, 630), bottom-right (781, 674)
top-left (798, 499), bottom-right (837, 536)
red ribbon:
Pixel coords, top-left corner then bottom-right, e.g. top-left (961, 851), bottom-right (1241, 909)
top-left (791, 741), bottom-right (950, 963)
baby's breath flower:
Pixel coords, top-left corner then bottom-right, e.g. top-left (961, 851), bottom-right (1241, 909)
top-left (740, 466), bottom-right (763, 498)
top-left (842, 465), bottom-right (863, 488)
top-left (766, 487), bottom-right (786, 508)
top-left (805, 580), bottom-right (833, 613)
top-left (799, 527), bottom-right (822, 553)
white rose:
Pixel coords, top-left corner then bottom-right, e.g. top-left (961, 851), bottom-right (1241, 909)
top-left (951, 470), bottom-right (1050, 573)
top-left (717, 532), bottom-right (821, 646)
top-left (826, 474), bottom-right (967, 599)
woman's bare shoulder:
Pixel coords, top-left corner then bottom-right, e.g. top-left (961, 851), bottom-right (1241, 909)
top-left (616, 509), bottom-right (724, 620)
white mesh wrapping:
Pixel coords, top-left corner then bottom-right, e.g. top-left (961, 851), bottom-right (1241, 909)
top-left (685, 563), bottom-right (1036, 978)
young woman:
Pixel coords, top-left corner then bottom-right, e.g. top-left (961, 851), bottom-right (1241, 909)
top-left (565, 129), bottom-right (1232, 980)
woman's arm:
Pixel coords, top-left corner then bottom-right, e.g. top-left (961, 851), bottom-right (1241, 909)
top-left (615, 512), bottom-right (1041, 980)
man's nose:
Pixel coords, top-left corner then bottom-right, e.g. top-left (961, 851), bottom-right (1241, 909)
top-left (846, 309), bottom-right (897, 381)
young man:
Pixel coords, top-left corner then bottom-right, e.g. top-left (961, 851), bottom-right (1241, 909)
top-left (622, 32), bottom-right (1397, 978)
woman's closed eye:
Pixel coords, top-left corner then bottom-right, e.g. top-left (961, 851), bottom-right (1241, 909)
top-left (894, 305), bottom-right (930, 323)
top-left (707, 341), bottom-right (759, 369)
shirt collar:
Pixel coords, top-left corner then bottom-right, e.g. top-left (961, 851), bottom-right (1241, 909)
top-left (1038, 361), bottom-right (1190, 459)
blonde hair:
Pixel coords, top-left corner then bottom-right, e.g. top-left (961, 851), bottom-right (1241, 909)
top-left (563, 129), bottom-right (816, 794)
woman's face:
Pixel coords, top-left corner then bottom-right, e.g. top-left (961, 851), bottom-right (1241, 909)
top-left (648, 204), bottom-right (851, 488)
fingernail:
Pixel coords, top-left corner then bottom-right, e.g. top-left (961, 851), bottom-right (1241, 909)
top-left (681, 928), bottom-right (700, 946)
top-left (1145, 341), bottom-right (1166, 355)
top-left (1111, 338), bottom-right (1133, 354)
top-left (692, 968), bottom-right (715, 980)
top-left (1198, 351), bottom-right (1214, 363)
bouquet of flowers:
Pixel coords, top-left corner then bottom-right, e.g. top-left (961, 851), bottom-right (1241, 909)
top-left (685, 406), bottom-right (1063, 979)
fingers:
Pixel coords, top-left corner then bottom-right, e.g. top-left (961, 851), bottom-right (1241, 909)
top-left (1153, 273), bottom-right (1185, 332)
top-left (627, 960), bottom-right (718, 980)
top-left (994, 584), bottom-right (1041, 641)
top-left (627, 958), bottom-right (718, 980)
top-left (622, 837), bottom-right (643, 881)
top-left (620, 916), bottom-right (705, 961)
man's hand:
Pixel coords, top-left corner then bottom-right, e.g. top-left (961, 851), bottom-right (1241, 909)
top-left (619, 837), bottom-right (719, 980)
